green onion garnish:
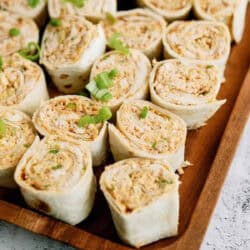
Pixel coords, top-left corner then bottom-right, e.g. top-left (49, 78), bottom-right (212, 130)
top-left (158, 178), bottom-right (173, 188)
top-left (106, 12), bottom-right (116, 24)
top-left (9, 28), bottom-right (20, 37)
top-left (49, 149), bottom-right (59, 154)
top-left (66, 102), bottom-right (77, 110)
top-left (0, 119), bottom-right (7, 138)
top-left (206, 65), bottom-right (213, 69)
top-left (107, 33), bottom-right (130, 55)
top-left (64, 0), bottom-right (85, 8)
top-left (0, 56), bottom-right (3, 71)
top-left (140, 106), bottom-right (148, 119)
top-left (49, 18), bottom-right (61, 27)
top-left (78, 106), bottom-right (112, 127)
top-left (85, 69), bottom-right (118, 102)
top-left (152, 142), bottom-right (157, 149)
top-left (51, 164), bottom-right (63, 170)
top-left (24, 143), bottom-right (31, 148)
top-left (19, 42), bottom-right (41, 61)
top-left (27, 0), bottom-right (40, 8)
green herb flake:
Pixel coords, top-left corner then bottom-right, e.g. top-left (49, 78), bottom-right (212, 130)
top-left (158, 178), bottom-right (174, 188)
top-left (49, 149), bottom-right (59, 154)
top-left (64, 0), bottom-right (85, 8)
top-left (23, 143), bottom-right (31, 148)
top-left (19, 42), bottom-right (41, 61)
top-left (66, 102), bottom-right (77, 110)
top-left (51, 164), bottom-right (63, 170)
top-left (0, 55), bottom-right (3, 71)
top-left (107, 33), bottom-right (130, 55)
top-left (140, 106), bottom-right (148, 119)
top-left (78, 106), bottom-right (112, 127)
top-left (9, 28), bottom-right (20, 37)
top-left (206, 65), bottom-right (213, 69)
top-left (106, 12), bottom-right (116, 24)
top-left (49, 18), bottom-right (61, 27)
top-left (0, 119), bottom-right (7, 138)
top-left (27, 0), bottom-right (40, 8)
top-left (152, 142), bottom-right (157, 150)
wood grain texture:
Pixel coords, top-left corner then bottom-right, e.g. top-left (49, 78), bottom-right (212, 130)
top-left (0, 4), bottom-right (250, 250)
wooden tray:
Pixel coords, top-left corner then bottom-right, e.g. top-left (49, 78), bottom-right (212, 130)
top-left (1, 3), bottom-right (250, 250)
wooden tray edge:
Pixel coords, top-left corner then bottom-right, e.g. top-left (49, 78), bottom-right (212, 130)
top-left (0, 68), bottom-right (249, 250)
top-left (173, 67), bottom-right (250, 250)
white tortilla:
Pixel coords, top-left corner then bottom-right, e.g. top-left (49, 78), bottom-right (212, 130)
top-left (0, 107), bottom-right (36, 188)
top-left (40, 15), bottom-right (106, 94)
top-left (0, 53), bottom-right (49, 115)
top-left (14, 135), bottom-right (96, 225)
top-left (109, 100), bottom-right (187, 171)
top-left (100, 158), bottom-right (179, 247)
top-left (149, 59), bottom-right (226, 129)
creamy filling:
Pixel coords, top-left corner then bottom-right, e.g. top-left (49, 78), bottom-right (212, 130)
top-left (34, 97), bottom-right (104, 141)
top-left (0, 54), bottom-right (41, 105)
top-left (49, 0), bottom-right (112, 18)
top-left (145, 0), bottom-right (191, 12)
top-left (197, 0), bottom-right (237, 26)
top-left (91, 52), bottom-right (138, 105)
top-left (19, 137), bottom-right (87, 191)
top-left (102, 158), bottom-right (176, 213)
top-left (102, 11), bottom-right (163, 51)
top-left (117, 101), bottom-right (186, 154)
top-left (166, 21), bottom-right (229, 60)
top-left (153, 60), bottom-right (218, 105)
top-left (0, 11), bottom-right (38, 56)
top-left (41, 16), bottom-right (98, 65)
top-left (0, 109), bottom-right (36, 169)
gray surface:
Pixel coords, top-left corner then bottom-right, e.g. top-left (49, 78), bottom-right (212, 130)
top-left (0, 120), bottom-right (250, 250)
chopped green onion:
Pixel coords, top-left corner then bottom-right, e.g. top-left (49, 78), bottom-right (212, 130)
top-left (19, 42), bottom-right (40, 61)
top-left (23, 143), bottom-right (31, 148)
top-left (27, 0), bottom-right (40, 8)
top-left (64, 0), bottom-right (85, 8)
top-left (140, 106), bottom-right (148, 119)
top-left (206, 65), bottom-right (213, 69)
top-left (152, 142), bottom-right (157, 149)
top-left (0, 119), bottom-right (6, 138)
top-left (106, 12), bottom-right (116, 24)
top-left (49, 18), bottom-right (61, 27)
top-left (0, 56), bottom-right (3, 71)
top-left (51, 164), bottom-right (63, 170)
top-left (9, 28), bottom-right (20, 37)
top-left (66, 102), bottom-right (77, 110)
top-left (108, 69), bottom-right (118, 78)
top-left (158, 178), bottom-right (173, 188)
top-left (49, 149), bottom-right (59, 154)
top-left (107, 33), bottom-right (130, 55)
top-left (78, 106), bottom-right (112, 127)
top-left (100, 92), bottom-right (112, 102)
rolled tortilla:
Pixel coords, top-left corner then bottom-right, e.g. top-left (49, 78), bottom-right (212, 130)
top-left (101, 8), bottom-right (167, 59)
top-left (32, 95), bottom-right (109, 167)
top-left (193, 0), bottom-right (248, 43)
top-left (0, 0), bottom-right (47, 27)
top-left (100, 158), bottom-right (179, 247)
top-left (14, 135), bottom-right (96, 225)
top-left (137, 0), bottom-right (192, 21)
top-left (89, 49), bottom-right (151, 113)
top-left (162, 20), bottom-right (231, 73)
top-left (109, 100), bottom-right (187, 171)
top-left (0, 10), bottom-right (39, 56)
top-left (0, 53), bottom-right (49, 115)
top-left (149, 59), bottom-right (226, 129)
top-left (0, 107), bottom-right (36, 188)
top-left (40, 15), bottom-right (106, 94)
top-left (48, 0), bottom-right (117, 23)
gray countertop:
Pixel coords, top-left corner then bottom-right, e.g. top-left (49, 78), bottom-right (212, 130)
top-left (1, 119), bottom-right (250, 250)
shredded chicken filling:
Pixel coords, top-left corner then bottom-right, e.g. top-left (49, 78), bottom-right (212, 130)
top-left (41, 16), bottom-right (98, 64)
top-left (118, 102), bottom-right (186, 154)
top-left (103, 159), bottom-right (176, 213)
top-left (0, 54), bottom-right (41, 105)
top-left (19, 137), bottom-right (87, 191)
top-left (34, 97), bottom-right (104, 141)
top-left (153, 61), bottom-right (218, 105)
top-left (103, 12), bottom-right (162, 50)
top-left (0, 110), bottom-right (36, 169)
top-left (166, 21), bottom-right (229, 60)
